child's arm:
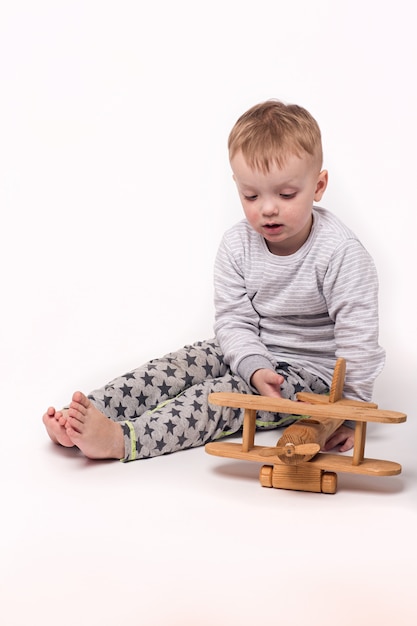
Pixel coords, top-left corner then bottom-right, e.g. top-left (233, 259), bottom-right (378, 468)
top-left (324, 241), bottom-right (385, 403)
top-left (214, 229), bottom-right (278, 385)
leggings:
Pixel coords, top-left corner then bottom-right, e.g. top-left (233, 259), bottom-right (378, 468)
top-left (87, 338), bottom-right (329, 462)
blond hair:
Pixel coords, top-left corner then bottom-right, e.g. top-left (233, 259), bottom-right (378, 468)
top-left (228, 100), bottom-right (323, 172)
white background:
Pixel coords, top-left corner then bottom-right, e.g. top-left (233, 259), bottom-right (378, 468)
top-left (1, 1), bottom-right (416, 625)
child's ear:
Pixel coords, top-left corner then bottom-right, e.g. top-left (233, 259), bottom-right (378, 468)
top-left (314, 170), bottom-right (328, 201)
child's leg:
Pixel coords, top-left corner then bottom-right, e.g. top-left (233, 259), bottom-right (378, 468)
top-left (87, 337), bottom-right (248, 461)
top-left (44, 338), bottom-right (238, 461)
top-left (117, 369), bottom-right (250, 461)
top-left (87, 338), bottom-right (228, 422)
top-left (62, 367), bottom-right (248, 461)
top-left (115, 360), bottom-right (331, 461)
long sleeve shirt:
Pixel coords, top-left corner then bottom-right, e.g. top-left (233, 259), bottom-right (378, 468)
top-left (214, 206), bottom-right (385, 402)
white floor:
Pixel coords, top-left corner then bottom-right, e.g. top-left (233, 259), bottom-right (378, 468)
top-left (2, 374), bottom-right (416, 626)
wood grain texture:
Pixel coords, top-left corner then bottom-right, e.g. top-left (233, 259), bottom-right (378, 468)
top-left (205, 442), bottom-right (402, 476)
top-left (208, 393), bottom-right (406, 424)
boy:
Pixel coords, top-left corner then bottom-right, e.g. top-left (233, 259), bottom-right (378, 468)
top-left (43, 100), bottom-right (385, 461)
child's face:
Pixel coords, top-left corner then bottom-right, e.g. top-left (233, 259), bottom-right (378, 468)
top-left (231, 151), bottom-right (328, 256)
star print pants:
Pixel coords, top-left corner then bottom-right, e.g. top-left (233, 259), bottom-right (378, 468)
top-left (87, 338), bottom-right (330, 462)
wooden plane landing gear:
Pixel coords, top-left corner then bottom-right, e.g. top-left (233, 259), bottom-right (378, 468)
top-left (205, 358), bottom-right (407, 495)
top-left (260, 464), bottom-right (338, 494)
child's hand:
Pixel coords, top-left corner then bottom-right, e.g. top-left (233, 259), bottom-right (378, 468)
top-left (322, 424), bottom-right (355, 452)
top-left (250, 368), bottom-right (284, 398)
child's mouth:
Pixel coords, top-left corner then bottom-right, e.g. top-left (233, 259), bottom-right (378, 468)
top-left (264, 223), bottom-right (283, 233)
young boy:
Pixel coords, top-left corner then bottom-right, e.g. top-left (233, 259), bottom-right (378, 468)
top-left (43, 100), bottom-right (385, 462)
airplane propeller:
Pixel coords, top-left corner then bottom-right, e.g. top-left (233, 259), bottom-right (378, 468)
top-left (259, 442), bottom-right (320, 458)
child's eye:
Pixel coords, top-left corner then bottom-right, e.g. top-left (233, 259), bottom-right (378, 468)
top-left (244, 195), bottom-right (258, 201)
top-left (280, 193), bottom-right (296, 199)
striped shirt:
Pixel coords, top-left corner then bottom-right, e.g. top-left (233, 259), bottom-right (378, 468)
top-left (214, 206), bottom-right (385, 401)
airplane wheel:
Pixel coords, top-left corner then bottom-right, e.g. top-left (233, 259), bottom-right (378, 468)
top-left (321, 471), bottom-right (337, 494)
top-left (259, 465), bottom-right (273, 488)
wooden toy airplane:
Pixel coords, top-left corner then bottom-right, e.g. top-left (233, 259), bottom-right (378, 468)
top-left (205, 358), bottom-right (407, 494)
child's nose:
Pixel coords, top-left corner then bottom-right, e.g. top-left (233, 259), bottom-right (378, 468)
top-left (261, 197), bottom-right (279, 216)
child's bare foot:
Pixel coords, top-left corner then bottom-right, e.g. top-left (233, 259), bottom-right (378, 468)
top-left (65, 392), bottom-right (124, 460)
top-left (43, 407), bottom-right (76, 448)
